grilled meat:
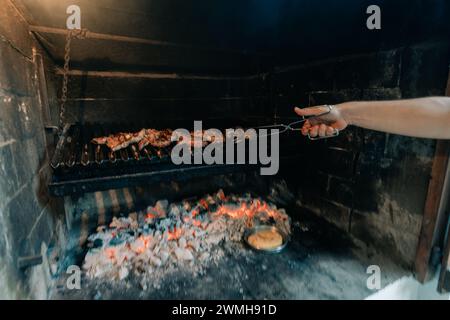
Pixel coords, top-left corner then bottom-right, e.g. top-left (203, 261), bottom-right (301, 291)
top-left (138, 129), bottom-right (173, 150)
top-left (91, 129), bottom-right (146, 152)
top-left (173, 130), bottom-right (209, 148)
top-left (91, 127), bottom-right (250, 152)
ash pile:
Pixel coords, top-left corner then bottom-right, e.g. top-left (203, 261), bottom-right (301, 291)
top-left (82, 190), bottom-right (291, 288)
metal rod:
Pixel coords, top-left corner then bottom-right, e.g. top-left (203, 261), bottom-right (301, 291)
top-left (29, 25), bottom-right (270, 57)
top-left (54, 68), bottom-right (263, 81)
top-left (18, 255), bottom-right (43, 269)
top-left (49, 164), bottom-right (259, 197)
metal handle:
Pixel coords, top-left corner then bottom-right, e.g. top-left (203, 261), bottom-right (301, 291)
top-left (246, 105), bottom-right (340, 140)
top-left (308, 128), bottom-right (340, 140)
top-left (286, 119), bottom-right (307, 131)
top-left (295, 105), bottom-right (339, 140)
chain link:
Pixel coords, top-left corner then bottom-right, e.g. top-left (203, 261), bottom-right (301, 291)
top-left (59, 28), bottom-right (88, 131)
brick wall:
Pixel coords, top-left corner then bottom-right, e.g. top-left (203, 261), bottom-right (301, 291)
top-left (0, 0), bottom-right (63, 299)
top-left (58, 72), bottom-right (269, 126)
top-left (273, 41), bottom-right (450, 267)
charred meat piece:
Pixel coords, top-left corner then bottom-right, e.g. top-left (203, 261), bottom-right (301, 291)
top-left (138, 129), bottom-right (173, 150)
top-left (152, 129), bottom-right (173, 148)
top-left (173, 130), bottom-right (209, 148)
top-left (91, 127), bottom-right (250, 152)
top-left (91, 129), bottom-right (146, 152)
top-left (137, 129), bottom-right (158, 150)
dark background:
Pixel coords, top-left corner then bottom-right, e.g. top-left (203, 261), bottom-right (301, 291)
top-left (18, 0), bottom-right (450, 73)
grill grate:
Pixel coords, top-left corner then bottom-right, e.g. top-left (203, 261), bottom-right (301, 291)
top-left (49, 122), bottom-right (304, 197)
top-left (51, 124), bottom-right (173, 171)
top-left (49, 123), bottom-right (263, 196)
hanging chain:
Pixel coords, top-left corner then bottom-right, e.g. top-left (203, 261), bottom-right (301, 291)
top-left (59, 28), bottom-right (88, 132)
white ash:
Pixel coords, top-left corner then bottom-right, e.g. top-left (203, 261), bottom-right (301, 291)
top-left (82, 190), bottom-right (291, 287)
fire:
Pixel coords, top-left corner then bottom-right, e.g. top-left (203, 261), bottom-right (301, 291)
top-left (192, 220), bottom-right (202, 227)
top-left (167, 227), bottom-right (182, 241)
top-left (213, 199), bottom-right (280, 221)
top-left (133, 235), bottom-right (152, 254)
top-left (105, 248), bottom-right (116, 260)
top-left (199, 199), bottom-right (209, 210)
top-left (141, 235), bottom-right (152, 247)
top-left (217, 190), bottom-right (226, 201)
top-left (83, 190), bottom-right (292, 282)
top-left (191, 208), bottom-right (199, 218)
top-left (182, 216), bottom-right (202, 228)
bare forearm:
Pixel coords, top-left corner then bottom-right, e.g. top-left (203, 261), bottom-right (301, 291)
top-left (338, 97), bottom-right (450, 139)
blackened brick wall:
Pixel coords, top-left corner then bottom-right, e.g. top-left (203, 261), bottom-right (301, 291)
top-left (58, 71), bottom-right (270, 126)
top-left (273, 41), bottom-right (450, 267)
top-left (0, 0), bottom-right (63, 299)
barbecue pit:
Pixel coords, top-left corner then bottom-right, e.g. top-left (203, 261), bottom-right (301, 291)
top-left (1, 0), bottom-right (450, 300)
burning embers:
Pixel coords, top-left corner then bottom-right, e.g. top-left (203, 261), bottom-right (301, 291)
top-left (82, 190), bottom-right (291, 287)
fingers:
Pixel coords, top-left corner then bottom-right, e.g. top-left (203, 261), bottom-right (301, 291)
top-left (294, 106), bottom-right (328, 117)
top-left (295, 106), bottom-right (339, 138)
top-left (305, 125), bottom-right (336, 138)
top-left (318, 124), bottom-right (327, 137)
top-left (326, 126), bottom-right (336, 136)
top-left (301, 120), bottom-right (311, 136)
top-left (309, 125), bottom-right (319, 138)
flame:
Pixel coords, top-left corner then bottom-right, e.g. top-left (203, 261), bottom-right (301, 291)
top-left (85, 189), bottom-right (292, 280)
top-left (146, 205), bottom-right (166, 219)
top-left (191, 208), bottom-right (199, 218)
top-left (133, 235), bottom-right (152, 254)
top-left (199, 199), bottom-right (209, 210)
top-left (192, 220), bottom-right (202, 227)
top-left (217, 190), bottom-right (226, 201)
top-left (105, 248), bottom-right (116, 260)
top-left (167, 227), bottom-right (182, 241)
top-left (141, 235), bottom-right (152, 247)
top-left (213, 199), bottom-right (281, 221)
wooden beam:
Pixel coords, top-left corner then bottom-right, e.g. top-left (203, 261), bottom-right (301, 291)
top-left (63, 97), bottom-right (262, 102)
top-left (29, 25), bottom-right (270, 57)
top-left (415, 70), bottom-right (450, 283)
top-left (438, 73), bottom-right (450, 292)
top-left (438, 224), bottom-right (450, 293)
top-left (7, 0), bottom-right (35, 26)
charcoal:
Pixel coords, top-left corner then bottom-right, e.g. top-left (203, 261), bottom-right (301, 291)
top-left (82, 189), bottom-right (291, 288)
top-left (93, 239), bottom-right (103, 248)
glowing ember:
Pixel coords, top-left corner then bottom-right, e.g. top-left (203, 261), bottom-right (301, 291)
top-left (213, 200), bottom-right (284, 225)
top-left (192, 220), bottom-right (202, 228)
top-left (199, 199), bottom-right (209, 210)
top-left (167, 227), bottom-right (183, 241)
top-left (191, 208), bottom-right (199, 218)
top-left (146, 213), bottom-right (156, 219)
top-left (105, 248), bottom-right (116, 260)
top-left (82, 189), bottom-right (291, 285)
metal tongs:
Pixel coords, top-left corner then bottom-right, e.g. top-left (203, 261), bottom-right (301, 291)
top-left (255, 105), bottom-right (340, 140)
